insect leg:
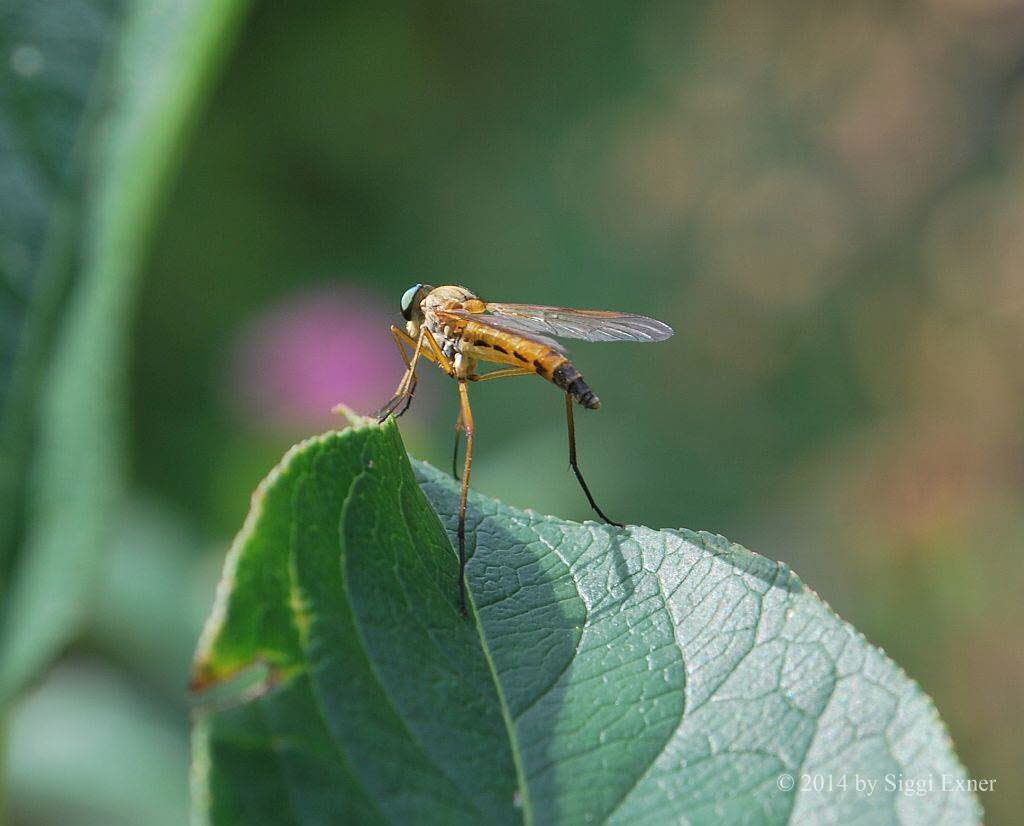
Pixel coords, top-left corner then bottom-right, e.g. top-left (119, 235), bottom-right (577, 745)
top-left (456, 379), bottom-right (474, 617)
top-left (391, 326), bottom-right (462, 418)
top-left (452, 368), bottom-right (533, 476)
top-left (390, 325), bottom-right (414, 368)
top-left (565, 392), bottom-right (623, 527)
top-left (389, 325), bottom-right (443, 370)
top-left (451, 369), bottom-right (533, 478)
top-left (376, 328), bottom-right (428, 421)
top-left (452, 407), bottom-right (463, 480)
top-left (421, 327), bottom-right (455, 376)
top-left (468, 366), bottom-right (534, 382)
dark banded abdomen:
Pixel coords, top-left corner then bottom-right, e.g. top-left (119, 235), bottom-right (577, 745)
top-left (551, 362), bottom-right (600, 409)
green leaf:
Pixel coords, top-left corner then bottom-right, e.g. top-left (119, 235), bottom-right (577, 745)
top-left (0, 0), bottom-right (250, 700)
top-left (192, 422), bottom-right (518, 825)
top-left (192, 418), bottom-right (981, 825)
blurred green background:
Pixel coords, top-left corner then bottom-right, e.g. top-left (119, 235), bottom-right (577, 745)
top-left (5, 0), bottom-right (1024, 823)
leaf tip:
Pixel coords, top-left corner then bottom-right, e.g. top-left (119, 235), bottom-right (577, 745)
top-left (331, 402), bottom-right (379, 429)
top-left (188, 664), bottom-right (215, 694)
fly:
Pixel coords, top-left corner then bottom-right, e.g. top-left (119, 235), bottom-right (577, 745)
top-left (375, 283), bottom-right (674, 616)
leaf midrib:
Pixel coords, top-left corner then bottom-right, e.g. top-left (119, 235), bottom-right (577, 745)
top-left (457, 497), bottom-right (687, 826)
top-left (331, 458), bottom-right (488, 823)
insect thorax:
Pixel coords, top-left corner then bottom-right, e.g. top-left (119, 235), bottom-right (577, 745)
top-left (421, 284), bottom-right (479, 312)
top-left (422, 310), bottom-right (462, 363)
top-left (420, 285), bottom-right (481, 372)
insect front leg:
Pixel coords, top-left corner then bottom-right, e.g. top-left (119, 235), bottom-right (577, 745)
top-left (376, 327), bottom-right (430, 421)
top-left (420, 327), bottom-right (456, 377)
top-left (391, 326), bottom-right (461, 418)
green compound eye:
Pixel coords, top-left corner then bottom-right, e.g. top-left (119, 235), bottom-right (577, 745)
top-left (400, 284), bottom-right (423, 321)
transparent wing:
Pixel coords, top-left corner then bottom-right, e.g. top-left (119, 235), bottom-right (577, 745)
top-left (437, 309), bottom-right (569, 355)
top-left (483, 303), bottom-right (674, 343)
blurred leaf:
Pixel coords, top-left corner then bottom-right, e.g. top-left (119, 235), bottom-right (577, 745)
top-left (0, 0), bottom-right (115, 383)
top-left (0, 0), bottom-right (250, 701)
top-left (0, 0), bottom-right (117, 592)
top-left (192, 419), bottom-right (980, 825)
top-left (8, 660), bottom-right (189, 826)
top-left (90, 496), bottom-right (214, 696)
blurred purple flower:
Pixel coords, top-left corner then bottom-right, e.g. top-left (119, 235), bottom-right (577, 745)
top-left (229, 284), bottom-right (418, 430)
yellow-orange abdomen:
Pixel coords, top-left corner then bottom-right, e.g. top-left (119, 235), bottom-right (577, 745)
top-left (459, 319), bottom-right (600, 409)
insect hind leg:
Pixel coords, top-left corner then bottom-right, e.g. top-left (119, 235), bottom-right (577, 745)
top-left (564, 393), bottom-right (623, 527)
